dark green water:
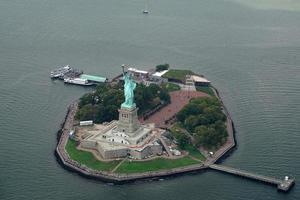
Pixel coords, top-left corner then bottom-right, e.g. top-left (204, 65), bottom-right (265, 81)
top-left (1, 0), bottom-right (300, 199)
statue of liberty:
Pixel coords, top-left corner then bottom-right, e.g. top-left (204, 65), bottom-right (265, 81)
top-left (121, 71), bottom-right (136, 109)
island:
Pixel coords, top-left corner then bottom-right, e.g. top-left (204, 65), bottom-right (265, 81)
top-left (55, 64), bottom-right (294, 192)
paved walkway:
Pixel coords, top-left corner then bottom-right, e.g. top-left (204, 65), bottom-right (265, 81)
top-left (188, 155), bottom-right (203, 162)
top-left (111, 158), bottom-right (127, 173)
top-left (168, 81), bottom-right (197, 91)
top-left (158, 137), bottom-right (174, 158)
top-left (141, 90), bottom-right (208, 128)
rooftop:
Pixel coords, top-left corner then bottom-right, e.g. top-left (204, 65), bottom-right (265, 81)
top-left (191, 75), bottom-right (210, 83)
top-left (128, 67), bottom-right (149, 74)
top-left (80, 74), bottom-right (107, 83)
top-left (152, 70), bottom-right (169, 77)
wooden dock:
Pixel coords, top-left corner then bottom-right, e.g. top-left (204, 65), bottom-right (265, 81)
top-left (209, 164), bottom-right (295, 192)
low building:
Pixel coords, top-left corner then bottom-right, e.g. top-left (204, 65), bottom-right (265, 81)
top-left (185, 75), bottom-right (194, 86)
top-left (191, 75), bottom-right (211, 86)
top-left (79, 120), bottom-right (93, 126)
top-left (79, 74), bottom-right (107, 83)
top-left (149, 70), bottom-right (169, 83)
top-left (128, 67), bottom-right (149, 80)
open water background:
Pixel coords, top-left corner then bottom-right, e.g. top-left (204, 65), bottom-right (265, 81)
top-left (0, 0), bottom-right (300, 199)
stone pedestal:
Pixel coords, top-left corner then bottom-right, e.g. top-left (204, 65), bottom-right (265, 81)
top-left (117, 106), bottom-right (140, 135)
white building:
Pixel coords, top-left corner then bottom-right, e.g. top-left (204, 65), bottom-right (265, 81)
top-left (128, 67), bottom-right (149, 79)
top-left (190, 75), bottom-right (210, 86)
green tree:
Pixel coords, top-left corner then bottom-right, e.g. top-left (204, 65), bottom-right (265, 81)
top-left (176, 103), bottom-right (203, 122)
top-left (102, 89), bottom-right (123, 107)
top-left (194, 126), bottom-right (215, 148)
top-left (177, 96), bottom-right (228, 150)
top-left (148, 84), bottom-right (161, 97)
top-left (94, 83), bottom-right (109, 96)
top-left (76, 81), bottom-right (171, 124)
top-left (79, 93), bottom-right (94, 108)
top-left (94, 105), bottom-right (105, 123)
top-left (184, 115), bottom-right (199, 132)
top-left (156, 64), bottom-right (169, 72)
top-left (172, 130), bottom-right (191, 149)
top-left (159, 89), bottom-right (170, 103)
top-left (194, 124), bottom-right (227, 149)
top-left (103, 105), bottom-right (119, 122)
top-left (76, 104), bottom-right (96, 121)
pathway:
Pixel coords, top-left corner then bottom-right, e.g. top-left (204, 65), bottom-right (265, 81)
top-left (158, 136), bottom-right (174, 158)
top-left (142, 90), bottom-right (208, 128)
top-left (111, 158), bottom-right (127, 173)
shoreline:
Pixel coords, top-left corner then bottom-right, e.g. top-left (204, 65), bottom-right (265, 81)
top-left (54, 85), bottom-right (237, 183)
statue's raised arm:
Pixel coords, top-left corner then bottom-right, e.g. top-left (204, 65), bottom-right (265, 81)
top-left (121, 72), bottom-right (136, 109)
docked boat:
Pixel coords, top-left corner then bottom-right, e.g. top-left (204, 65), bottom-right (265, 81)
top-left (50, 65), bottom-right (83, 79)
top-left (143, 0), bottom-right (149, 14)
top-left (50, 65), bottom-right (72, 79)
top-left (63, 78), bottom-right (94, 86)
top-left (50, 65), bottom-right (106, 86)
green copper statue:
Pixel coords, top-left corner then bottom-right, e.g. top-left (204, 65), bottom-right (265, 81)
top-left (121, 71), bottom-right (136, 109)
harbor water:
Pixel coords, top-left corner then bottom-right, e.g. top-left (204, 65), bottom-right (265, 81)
top-left (0, 0), bottom-right (300, 199)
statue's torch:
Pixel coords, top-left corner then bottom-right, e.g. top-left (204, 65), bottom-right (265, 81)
top-left (121, 64), bottom-right (125, 75)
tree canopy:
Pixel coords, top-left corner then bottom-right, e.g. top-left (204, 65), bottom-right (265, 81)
top-left (176, 97), bottom-right (228, 150)
top-left (155, 64), bottom-right (169, 72)
top-left (76, 82), bottom-right (170, 123)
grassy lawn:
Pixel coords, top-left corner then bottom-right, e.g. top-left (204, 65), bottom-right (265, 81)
top-left (161, 82), bottom-right (181, 92)
top-left (170, 122), bottom-right (185, 132)
top-left (184, 145), bottom-right (206, 160)
top-left (170, 123), bottom-right (206, 161)
top-left (163, 69), bottom-right (195, 82)
top-left (196, 86), bottom-right (215, 96)
top-left (65, 139), bottom-right (120, 171)
top-left (116, 157), bottom-right (200, 173)
top-left (65, 139), bottom-right (203, 174)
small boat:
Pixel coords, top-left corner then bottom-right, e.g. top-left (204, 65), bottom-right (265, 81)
top-left (50, 65), bottom-right (72, 79)
top-left (50, 65), bottom-right (83, 79)
top-left (143, 0), bottom-right (149, 14)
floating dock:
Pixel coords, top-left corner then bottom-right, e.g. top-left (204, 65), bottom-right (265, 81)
top-left (209, 164), bottom-right (295, 192)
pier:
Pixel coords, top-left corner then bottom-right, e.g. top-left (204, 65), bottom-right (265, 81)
top-left (209, 164), bottom-right (295, 192)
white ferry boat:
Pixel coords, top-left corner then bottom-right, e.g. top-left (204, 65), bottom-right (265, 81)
top-left (63, 78), bottom-right (94, 86)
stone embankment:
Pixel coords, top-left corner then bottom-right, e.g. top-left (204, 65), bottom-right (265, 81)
top-left (204, 86), bottom-right (236, 165)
